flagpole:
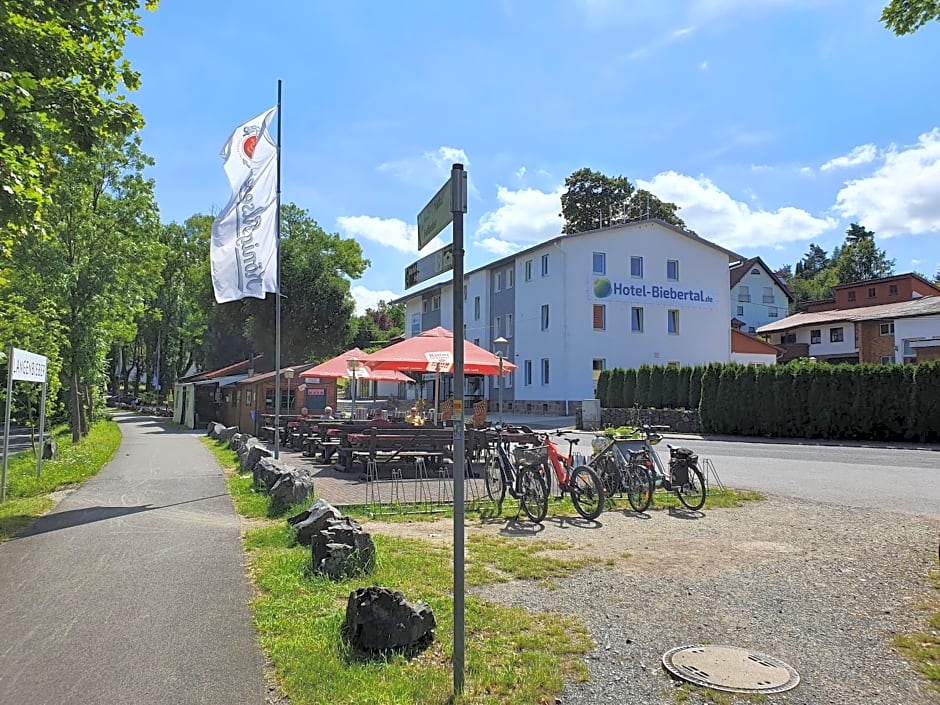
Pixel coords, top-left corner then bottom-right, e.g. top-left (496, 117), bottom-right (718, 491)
top-left (274, 79), bottom-right (283, 460)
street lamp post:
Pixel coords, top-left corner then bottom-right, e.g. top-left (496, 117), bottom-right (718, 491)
top-left (493, 336), bottom-right (508, 426)
top-left (284, 368), bottom-right (295, 416)
top-left (347, 357), bottom-right (360, 419)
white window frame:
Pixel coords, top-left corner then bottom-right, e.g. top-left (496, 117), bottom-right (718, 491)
top-left (668, 309), bottom-right (680, 335)
top-left (810, 329), bottom-right (821, 344)
top-left (593, 304), bottom-right (606, 330)
top-left (524, 259), bottom-right (532, 281)
top-left (540, 304), bottom-right (549, 331)
top-left (830, 327), bottom-right (844, 343)
top-left (768, 307), bottom-right (778, 318)
top-left (495, 316), bottom-right (502, 337)
top-left (506, 313), bottom-right (514, 338)
top-left (473, 296), bottom-right (480, 320)
top-left (524, 360), bottom-right (532, 386)
top-left (593, 252), bottom-right (606, 275)
top-left (630, 256), bottom-right (643, 278)
top-left (541, 253), bottom-right (550, 277)
top-left (494, 272), bottom-right (502, 293)
top-left (736, 306), bottom-right (744, 316)
top-left (505, 371), bottom-right (514, 388)
top-left (880, 322), bottom-right (895, 336)
top-left (541, 358), bottom-right (550, 385)
top-left (592, 358), bottom-right (606, 372)
top-left (667, 259), bottom-right (679, 281)
top-left (431, 295), bottom-right (441, 311)
top-left (631, 306), bottom-right (644, 333)
top-left (507, 267), bottom-right (514, 288)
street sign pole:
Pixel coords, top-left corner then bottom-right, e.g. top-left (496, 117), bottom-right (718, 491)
top-left (1, 348), bottom-right (13, 502)
top-left (36, 377), bottom-right (47, 478)
top-left (450, 163), bottom-right (468, 694)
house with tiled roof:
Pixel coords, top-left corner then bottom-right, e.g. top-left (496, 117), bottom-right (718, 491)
top-left (756, 273), bottom-right (940, 363)
top-left (729, 257), bottom-right (794, 333)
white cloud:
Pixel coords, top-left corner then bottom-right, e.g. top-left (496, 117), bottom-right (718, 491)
top-left (476, 237), bottom-right (520, 256)
top-left (699, 60), bottom-right (709, 70)
top-left (820, 144), bottom-right (878, 172)
top-left (350, 285), bottom-right (401, 316)
top-left (833, 129), bottom-right (940, 237)
top-left (377, 146), bottom-right (471, 188)
top-left (639, 171), bottom-right (836, 249)
top-left (625, 24), bottom-right (697, 60)
top-left (800, 166), bottom-right (815, 177)
top-left (515, 166), bottom-right (527, 179)
top-left (911, 259), bottom-right (922, 265)
top-left (474, 185), bottom-right (564, 252)
top-left (337, 215), bottom-right (416, 253)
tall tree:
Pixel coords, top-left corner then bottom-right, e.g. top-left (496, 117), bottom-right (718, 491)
top-left (560, 168), bottom-right (685, 234)
top-left (796, 244), bottom-right (831, 278)
top-left (882, 0), bottom-right (940, 34)
top-left (11, 132), bottom-right (165, 440)
top-left (833, 225), bottom-right (894, 284)
top-left (0, 1), bottom-right (158, 271)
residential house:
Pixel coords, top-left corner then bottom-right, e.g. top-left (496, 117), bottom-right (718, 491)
top-left (729, 257), bottom-right (793, 333)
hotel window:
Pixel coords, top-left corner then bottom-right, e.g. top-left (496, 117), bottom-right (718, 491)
top-left (848, 291), bottom-right (856, 302)
top-left (592, 358), bottom-right (606, 372)
top-left (880, 322), bottom-right (895, 336)
top-left (524, 259), bottom-right (532, 281)
top-left (524, 360), bottom-right (532, 385)
top-left (830, 327), bottom-right (844, 343)
top-left (411, 314), bottom-right (420, 336)
top-left (667, 259), bottom-right (679, 281)
top-left (810, 329), bottom-right (821, 344)
top-left (463, 284), bottom-right (467, 300)
top-left (505, 371), bottom-right (514, 388)
top-left (751, 268), bottom-right (760, 275)
top-left (431, 295), bottom-right (440, 311)
top-left (593, 252), bottom-right (606, 275)
top-left (763, 286), bottom-right (774, 303)
top-left (768, 307), bottom-right (778, 318)
top-left (631, 307), bottom-right (644, 333)
top-left (473, 338), bottom-right (480, 347)
top-left (541, 254), bottom-right (550, 276)
top-left (738, 285), bottom-right (750, 302)
top-left (541, 358), bottom-right (550, 385)
top-left (593, 304), bottom-right (606, 330)
top-left (473, 296), bottom-right (480, 320)
top-left (506, 313), bottom-right (514, 338)
top-left (630, 256), bottom-right (644, 278)
top-left (507, 268), bottom-right (514, 288)
top-left (889, 284), bottom-right (898, 295)
top-left (667, 309), bottom-right (680, 335)
top-left (422, 299), bottom-right (430, 313)
top-left (736, 306), bottom-right (744, 316)
top-left (868, 286), bottom-right (876, 298)
top-left (881, 356), bottom-right (894, 364)
top-left (541, 304), bottom-right (549, 330)
top-left (495, 316), bottom-right (502, 337)
top-left (494, 272), bottom-right (502, 292)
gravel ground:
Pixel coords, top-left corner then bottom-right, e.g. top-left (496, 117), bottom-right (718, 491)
top-left (454, 496), bottom-right (940, 705)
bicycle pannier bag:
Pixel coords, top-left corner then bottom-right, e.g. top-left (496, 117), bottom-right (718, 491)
top-left (670, 447), bottom-right (697, 487)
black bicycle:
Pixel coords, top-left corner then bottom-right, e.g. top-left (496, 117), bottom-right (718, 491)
top-left (483, 429), bottom-right (550, 523)
top-left (591, 437), bottom-right (655, 513)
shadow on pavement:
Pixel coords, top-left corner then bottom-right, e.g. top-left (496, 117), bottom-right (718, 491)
top-left (12, 493), bottom-right (229, 539)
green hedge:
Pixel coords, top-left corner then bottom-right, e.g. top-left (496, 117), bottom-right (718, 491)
top-left (595, 360), bottom-right (940, 442)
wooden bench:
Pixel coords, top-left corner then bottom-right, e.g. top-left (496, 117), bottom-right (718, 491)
top-left (345, 427), bottom-right (455, 474)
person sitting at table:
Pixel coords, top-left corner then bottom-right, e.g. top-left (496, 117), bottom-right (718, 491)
top-left (405, 406), bottom-right (425, 426)
top-left (321, 406), bottom-right (336, 420)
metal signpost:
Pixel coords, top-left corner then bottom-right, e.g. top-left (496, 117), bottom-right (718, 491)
top-left (2, 347), bottom-right (49, 502)
top-left (404, 243), bottom-right (454, 290)
top-left (413, 164), bottom-right (468, 694)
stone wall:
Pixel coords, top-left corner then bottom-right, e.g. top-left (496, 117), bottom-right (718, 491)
top-left (578, 407), bottom-right (702, 434)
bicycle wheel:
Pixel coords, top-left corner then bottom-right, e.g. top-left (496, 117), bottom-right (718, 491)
top-left (625, 460), bottom-right (654, 513)
top-left (594, 455), bottom-right (621, 496)
top-left (676, 466), bottom-right (707, 511)
top-left (569, 465), bottom-right (605, 520)
top-left (518, 467), bottom-right (549, 523)
top-left (484, 454), bottom-right (506, 509)
top-left (535, 462), bottom-right (554, 497)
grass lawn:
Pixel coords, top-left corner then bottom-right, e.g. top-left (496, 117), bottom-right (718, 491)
top-left (202, 436), bottom-right (595, 704)
top-left (0, 420), bottom-right (121, 542)
top-left (893, 563), bottom-right (940, 691)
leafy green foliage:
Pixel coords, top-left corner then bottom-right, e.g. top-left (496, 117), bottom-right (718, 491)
top-left (595, 369), bottom-right (610, 406)
top-left (634, 364), bottom-right (651, 407)
top-left (882, 0), bottom-right (940, 35)
top-left (0, 1), bottom-right (158, 265)
top-left (608, 368), bottom-right (625, 408)
top-left (560, 167), bottom-right (685, 234)
top-left (622, 367), bottom-right (637, 408)
top-left (688, 365), bottom-right (704, 409)
top-left (648, 365), bottom-right (664, 408)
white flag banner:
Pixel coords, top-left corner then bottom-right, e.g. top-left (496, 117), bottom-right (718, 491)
top-left (211, 106), bottom-right (279, 304)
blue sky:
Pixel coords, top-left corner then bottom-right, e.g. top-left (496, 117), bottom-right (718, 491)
top-left (125, 0), bottom-right (940, 312)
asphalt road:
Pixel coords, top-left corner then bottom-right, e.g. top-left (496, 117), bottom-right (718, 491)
top-left (0, 414), bottom-right (264, 705)
top-left (569, 431), bottom-right (940, 517)
top-left (0, 425), bottom-right (34, 455)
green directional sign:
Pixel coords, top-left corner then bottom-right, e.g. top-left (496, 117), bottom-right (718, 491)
top-left (417, 178), bottom-right (453, 250)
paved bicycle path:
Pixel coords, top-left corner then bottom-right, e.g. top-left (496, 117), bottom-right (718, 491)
top-left (0, 414), bottom-right (264, 705)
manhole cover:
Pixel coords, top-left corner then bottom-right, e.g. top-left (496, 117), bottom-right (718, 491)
top-left (662, 645), bottom-right (800, 694)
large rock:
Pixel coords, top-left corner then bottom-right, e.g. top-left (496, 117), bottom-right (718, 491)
top-left (343, 587), bottom-right (435, 654)
top-left (217, 426), bottom-right (239, 443)
top-left (243, 440), bottom-right (273, 471)
top-left (207, 422), bottom-right (225, 439)
top-left (253, 457), bottom-right (294, 491)
top-left (311, 517), bottom-right (375, 579)
top-left (231, 433), bottom-right (247, 453)
top-left (288, 499), bottom-right (342, 547)
top-left (270, 472), bottom-right (315, 512)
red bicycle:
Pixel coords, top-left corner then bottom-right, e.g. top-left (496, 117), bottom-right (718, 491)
top-left (516, 432), bottom-right (605, 520)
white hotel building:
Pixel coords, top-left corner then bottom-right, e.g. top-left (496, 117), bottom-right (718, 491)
top-left (394, 219), bottom-right (740, 414)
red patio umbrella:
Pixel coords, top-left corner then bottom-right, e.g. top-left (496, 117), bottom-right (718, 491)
top-left (299, 348), bottom-right (413, 382)
top-left (361, 327), bottom-right (516, 376)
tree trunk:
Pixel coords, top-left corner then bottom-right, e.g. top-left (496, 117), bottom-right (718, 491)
top-left (110, 344), bottom-right (121, 395)
top-left (70, 365), bottom-right (82, 443)
top-left (82, 384), bottom-right (93, 433)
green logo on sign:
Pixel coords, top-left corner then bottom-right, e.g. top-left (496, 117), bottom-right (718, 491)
top-left (593, 277), bottom-right (612, 298)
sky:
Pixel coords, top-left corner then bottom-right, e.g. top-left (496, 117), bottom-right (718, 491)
top-left (124, 0), bottom-right (940, 313)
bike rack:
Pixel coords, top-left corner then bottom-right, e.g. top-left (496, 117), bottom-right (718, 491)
top-left (701, 457), bottom-right (725, 491)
